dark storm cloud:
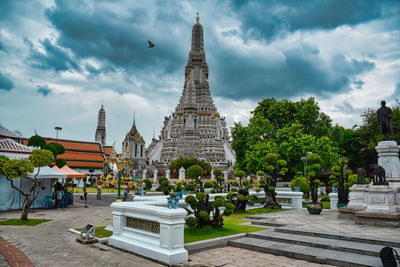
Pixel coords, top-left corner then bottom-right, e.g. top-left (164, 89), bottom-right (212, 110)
top-left (230, 0), bottom-right (396, 41)
top-left (43, 0), bottom-right (186, 75)
top-left (210, 45), bottom-right (375, 100)
top-left (26, 38), bottom-right (80, 72)
top-left (36, 84), bottom-right (52, 96)
top-left (0, 72), bottom-right (13, 91)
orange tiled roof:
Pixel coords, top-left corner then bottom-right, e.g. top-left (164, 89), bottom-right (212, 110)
top-left (22, 137), bottom-right (108, 169)
top-left (57, 151), bottom-right (104, 161)
top-left (67, 161), bottom-right (104, 168)
top-left (103, 146), bottom-right (113, 155)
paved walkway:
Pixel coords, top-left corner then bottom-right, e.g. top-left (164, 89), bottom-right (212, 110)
top-left (0, 204), bottom-right (392, 267)
top-left (0, 237), bottom-right (32, 267)
top-left (245, 208), bottom-right (399, 240)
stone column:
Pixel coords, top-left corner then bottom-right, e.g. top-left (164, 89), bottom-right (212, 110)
top-left (376, 140), bottom-right (400, 209)
top-left (329, 192), bottom-right (338, 211)
top-left (223, 170), bottom-right (228, 180)
top-left (143, 169), bottom-right (147, 179)
top-left (347, 184), bottom-right (369, 211)
top-left (166, 169), bottom-right (171, 179)
top-left (179, 167), bottom-right (185, 180)
top-left (154, 169), bottom-right (158, 181)
top-left (211, 171), bottom-right (215, 180)
top-left (364, 185), bottom-right (397, 214)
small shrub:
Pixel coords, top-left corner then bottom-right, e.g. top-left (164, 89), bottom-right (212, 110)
top-left (185, 216), bottom-right (197, 229)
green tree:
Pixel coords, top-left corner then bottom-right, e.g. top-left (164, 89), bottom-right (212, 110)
top-left (0, 150), bottom-right (54, 220)
top-left (187, 165), bottom-right (204, 192)
top-left (329, 125), bottom-right (361, 170)
top-left (213, 168), bottom-right (224, 193)
top-left (55, 158), bottom-right (67, 168)
top-left (329, 158), bottom-right (352, 205)
top-left (234, 170), bottom-right (246, 188)
top-left (257, 153), bottom-right (288, 208)
top-left (27, 135), bottom-right (46, 148)
top-left (304, 153), bottom-right (322, 203)
top-left (168, 157), bottom-right (211, 178)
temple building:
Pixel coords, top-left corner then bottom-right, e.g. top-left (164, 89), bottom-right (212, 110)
top-left (95, 104), bottom-right (106, 146)
top-left (147, 13), bottom-right (235, 171)
top-left (122, 111), bottom-right (146, 170)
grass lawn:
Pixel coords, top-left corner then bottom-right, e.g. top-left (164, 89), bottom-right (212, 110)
top-left (73, 187), bottom-right (119, 193)
top-left (184, 208), bottom-right (284, 244)
top-left (75, 226), bottom-right (113, 238)
top-left (0, 219), bottom-right (51, 226)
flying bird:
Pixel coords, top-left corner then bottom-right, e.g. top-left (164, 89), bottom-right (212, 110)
top-left (148, 40), bottom-right (155, 48)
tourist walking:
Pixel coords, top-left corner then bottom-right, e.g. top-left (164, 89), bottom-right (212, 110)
top-left (96, 184), bottom-right (102, 200)
top-left (123, 184), bottom-right (129, 201)
top-left (83, 182), bottom-right (88, 207)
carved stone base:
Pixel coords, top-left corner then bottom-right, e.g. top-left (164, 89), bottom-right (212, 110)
top-left (347, 184), bottom-right (369, 211)
top-left (354, 211), bottom-right (400, 228)
top-left (364, 185), bottom-right (397, 214)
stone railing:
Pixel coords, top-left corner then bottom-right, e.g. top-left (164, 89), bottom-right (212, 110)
top-left (108, 201), bottom-right (187, 265)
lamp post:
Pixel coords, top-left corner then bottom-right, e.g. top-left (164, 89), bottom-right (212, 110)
top-left (54, 126), bottom-right (62, 141)
top-left (116, 155), bottom-right (122, 202)
top-left (301, 151), bottom-right (312, 178)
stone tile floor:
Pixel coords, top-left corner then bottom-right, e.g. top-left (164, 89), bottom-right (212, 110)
top-left (0, 202), bottom-right (393, 267)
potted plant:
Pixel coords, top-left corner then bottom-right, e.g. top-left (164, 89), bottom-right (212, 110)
top-left (304, 153), bottom-right (323, 214)
top-left (167, 193), bottom-right (179, 209)
top-left (175, 183), bottom-right (183, 199)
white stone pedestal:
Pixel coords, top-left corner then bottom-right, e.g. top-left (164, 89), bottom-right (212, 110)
top-left (166, 169), bottom-right (170, 179)
top-left (109, 202), bottom-right (188, 265)
top-left (347, 184), bottom-right (369, 211)
top-left (275, 188), bottom-right (303, 209)
top-left (376, 140), bottom-right (400, 210)
top-left (329, 192), bottom-right (338, 211)
top-left (364, 185), bottom-right (397, 214)
top-left (179, 167), bottom-right (185, 180)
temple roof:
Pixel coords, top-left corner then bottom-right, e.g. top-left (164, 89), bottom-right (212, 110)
top-left (125, 114), bottom-right (145, 143)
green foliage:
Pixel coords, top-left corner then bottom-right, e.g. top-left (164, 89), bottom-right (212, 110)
top-left (0, 155), bottom-right (10, 175)
top-left (235, 170), bottom-right (246, 178)
top-left (213, 168), bottom-right (222, 178)
top-left (184, 193), bottom-right (232, 229)
top-left (304, 153), bottom-right (322, 203)
top-left (27, 135), bottom-right (46, 148)
top-left (184, 183), bottom-right (196, 192)
top-left (157, 177), bottom-right (170, 195)
top-left (187, 165), bottom-right (203, 179)
top-left (42, 144), bottom-right (58, 158)
top-left (232, 181), bottom-right (239, 187)
top-left (143, 179), bottom-right (152, 190)
top-left (48, 142), bottom-right (65, 155)
top-left (185, 216), bottom-right (197, 229)
top-left (28, 149), bottom-right (54, 168)
top-left (3, 159), bottom-right (34, 179)
top-left (204, 181), bottom-right (215, 188)
top-left (290, 177), bottom-right (310, 195)
top-left (168, 157), bottom-right (211, 176)
top-left (320, 196), bottom-right (330, 202)
top-left (55, 158), bottom-right (67, 168)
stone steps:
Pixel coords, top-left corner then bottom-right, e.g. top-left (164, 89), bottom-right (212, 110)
top-left (229, 237), bottom-right (382, 267)
top-left (247, 229), bottom-right (400, 257)
top-left (228, 226), bottom-right (400, 266)
top-left (275, 228), bottom-right (400, 247)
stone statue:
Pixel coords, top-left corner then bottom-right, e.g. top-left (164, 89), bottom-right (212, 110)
top-left (372, 165), bottom-right (388, 185)
top-left (356, 168), bottom-right (366, 184)
top-left (377, 100), bottom-right (393, 140)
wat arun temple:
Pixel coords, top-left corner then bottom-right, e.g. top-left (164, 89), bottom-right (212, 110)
top-left (94, 14), bottom-right (235, 173)
top-left (146, 14), bottom-right (235, 171)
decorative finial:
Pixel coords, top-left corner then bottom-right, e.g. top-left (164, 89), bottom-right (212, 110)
top-left (196, 12), bottom-right (199, 23)
top-left (190, 71), bottom-right (193, 80)
top-left (153, 128), bottom-right (155, 140)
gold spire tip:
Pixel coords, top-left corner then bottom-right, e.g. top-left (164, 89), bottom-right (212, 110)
top-left (196, 12), bottom-right (199, 23)
top-left (190, 71), bottom-right (193, 80)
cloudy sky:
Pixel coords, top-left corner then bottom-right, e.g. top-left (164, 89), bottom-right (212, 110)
top-left (1, 0), bottom-right (399, 151)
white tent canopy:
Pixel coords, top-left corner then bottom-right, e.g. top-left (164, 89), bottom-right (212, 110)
top-left (28, 166), bottom-right (67, 179)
